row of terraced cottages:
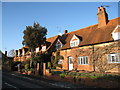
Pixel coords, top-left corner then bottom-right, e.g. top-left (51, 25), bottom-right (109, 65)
top-left (14, 6), bottom-right (120, 73)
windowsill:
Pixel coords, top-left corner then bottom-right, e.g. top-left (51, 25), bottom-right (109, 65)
top-left (70, 46), bottom-right (79, 48)
top-left (78, 64), bottom-right (89, 65)
top-left (108, 62), bottom-right (120, 64)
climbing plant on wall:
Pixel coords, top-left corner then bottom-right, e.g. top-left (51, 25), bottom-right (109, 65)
top-left (51, 51), bottom-right (64, 69)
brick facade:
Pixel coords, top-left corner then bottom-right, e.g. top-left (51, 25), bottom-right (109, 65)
top-left (58, 41), bottom-right (120, 72)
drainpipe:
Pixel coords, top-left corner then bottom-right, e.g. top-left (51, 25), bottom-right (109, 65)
top-left (92, 45), bottom-right (95, 72)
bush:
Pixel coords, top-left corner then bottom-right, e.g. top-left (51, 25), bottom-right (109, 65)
top-left (25, 64), bottom-right (29, 70)
top-left (67, 72), bottom-right (77, 77)
top-left (57, 64), bottom-right (62, 68)
top-left (30, 68), bottom-right (35, 73)
top-left (21, 69), bottom-right (25, 73)
top-left (97, 74), bottom-right (120, 81)
top-left (33, 56), bottom-right (41, 62)
top-left (47, 62), bottom-right (51, 69)
top-left (59, 73), bottom-right (65, 78)
top-left (51, 71), bottom-right (63, 75)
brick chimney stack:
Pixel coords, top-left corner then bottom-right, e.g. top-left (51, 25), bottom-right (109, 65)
top-left (5, 51), bottom-right (7, 57)
top-left (64, 30), bottom-right (68, 34)
top-left (97, 6), bottom-right (108, 28)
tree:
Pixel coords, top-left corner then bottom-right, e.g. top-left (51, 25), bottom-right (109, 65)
top-left (23, 22), bottom-right (47, 67)
top-left (23, 22), bottom-right (47, 51)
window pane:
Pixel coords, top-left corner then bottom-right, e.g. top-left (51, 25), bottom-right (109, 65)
top-left (81, 58), bottom-right (82, 64)
top-left (83, 57), bottom-right (85, 64)
top-left (69, 58), bottom-right (72, 64)
top-left (108, 54), bottom-right (111, 63)
top-left (76, 41), bottom-right (77, 45)
top-left (86, 57), bottom-right (88, 64)
top-left (112, 56), bottom-right (115, 62)
top-left (115, 55), bottom-right (118, 62)
top-left (74, 42), bottom-right (75, 46)
top-left (78, 58), bottom-right (79, 64)
top-left (71, 43), bottom-right (73, 47)
top-left (79, 57), bottom-right (80, 64)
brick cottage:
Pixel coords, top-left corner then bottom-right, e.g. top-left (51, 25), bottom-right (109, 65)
top-left (14, 6), bottom-right (120, 73)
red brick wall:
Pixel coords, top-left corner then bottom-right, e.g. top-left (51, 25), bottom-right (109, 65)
top-left (14, 55), bottom-right (31, 62)
top-left (59, 47), bottom-right (94, 71)
top-left (57, 41), bottom-right (120, 72)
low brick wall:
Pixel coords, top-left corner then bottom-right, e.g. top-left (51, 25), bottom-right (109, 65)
top-left (44, 74), bottom-right (119, 88)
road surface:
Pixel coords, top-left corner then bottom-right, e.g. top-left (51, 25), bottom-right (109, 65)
top-left (2, 71), bottom-right (96, 90)
top-left (2, 71), bottom-right (62, 89)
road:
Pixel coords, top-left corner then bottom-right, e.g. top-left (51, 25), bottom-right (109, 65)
top-left (2, 71), bottom-right (97, 90)
top-left (2, 71), bottom-right (63, 89)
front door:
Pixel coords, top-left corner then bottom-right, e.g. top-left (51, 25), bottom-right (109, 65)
top-left (68, 57), bottom-right (73, 70)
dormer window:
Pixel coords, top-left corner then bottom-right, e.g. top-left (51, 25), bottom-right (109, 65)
top-left (70, 35), bottom-right (80, 47)
top-left (56, 39), bottom-right (62, 50)
top-left (36, 47), bottom-right (40, 52)
top-left (42, 46), bottom-right (46, 51)
top-left (112, 25), bottom-right (120, 40)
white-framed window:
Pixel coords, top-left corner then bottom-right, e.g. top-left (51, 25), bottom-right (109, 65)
top-left (70, 35), bottom-right (80, 47)
top-left (36, 47), bottom-right (39, 52)
top-left (108, 53), bottom-right (120, 63)
top-left (56, 39), bottom-right (62, 50)
top-left (78, 56), bottom-right (88, 65)
top-left (58, 59), bottom-right (62, 64)
top-left (42, 46), bottom-right (46, 51)
top-left (70, 41), bottom-right (79, 47)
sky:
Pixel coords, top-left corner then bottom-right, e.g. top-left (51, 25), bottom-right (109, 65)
top-left (1, 2), bottom-right (119, 53)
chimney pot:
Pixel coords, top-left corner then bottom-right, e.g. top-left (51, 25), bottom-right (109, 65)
top-left (101, 6), bottom-right (105, 11)
top-left (64, 30), bottom-right (68, 34)
top-left (5, 51), bottom-right (7, 57)
top-left (98, 7), bottom-right (101, 12)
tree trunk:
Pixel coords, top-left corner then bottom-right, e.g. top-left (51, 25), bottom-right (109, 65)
top-left (30, 49), bottom-right (34, 68)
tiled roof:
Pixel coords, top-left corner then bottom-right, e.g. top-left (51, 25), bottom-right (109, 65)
top-left (46, 35), bottom-right (60, 50)
top-left (58, 17), bottom-right (120, 50)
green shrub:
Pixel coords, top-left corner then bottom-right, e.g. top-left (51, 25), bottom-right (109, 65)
top-left (30, 68), bottom-right (35, 73)
top-left (67, 72), bottom-right (77, 77)
top-left (33, 56), bottom-right (42, 62)
top-left (21, 69), bottom-right (25, 73)
top-left (25, 64), bottom-right (29, 70)
top-left (57, 64), bottom-right (62, 68)
top-left (59, 73), bottom-right (65, 78)
top-left (97, 74), bottom-right (120, 81)
top-left (47, 62), bottom-right (51, 69)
